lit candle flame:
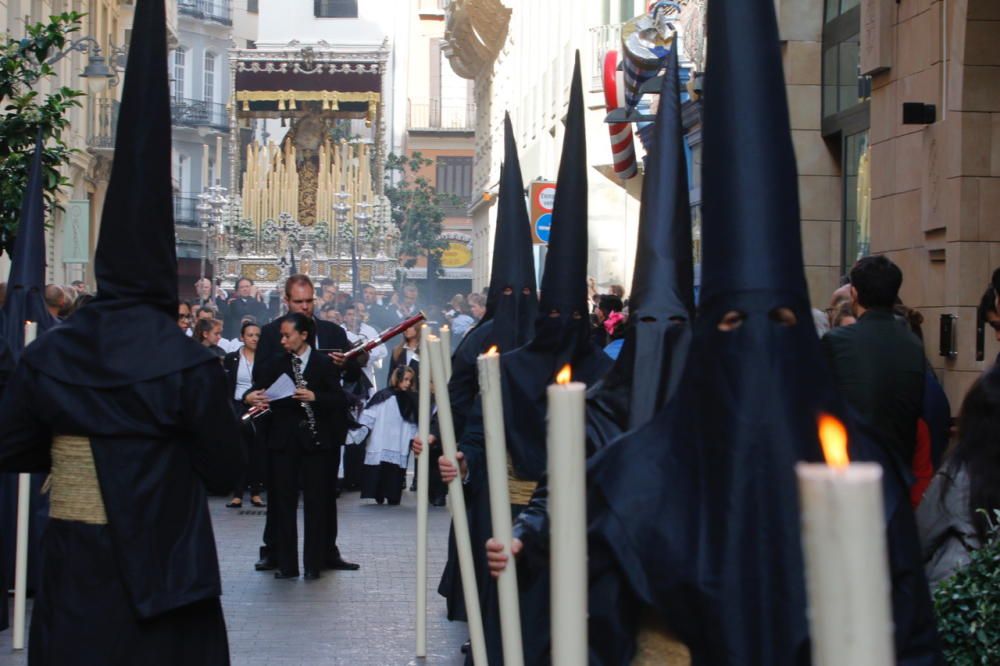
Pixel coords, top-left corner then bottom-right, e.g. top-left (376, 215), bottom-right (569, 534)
top-left (556, 364), bottom-right (572, 385)
top-left (818, 414), bottom-right (849, 469)
top-left (487, 345), bottom-right (499, 355)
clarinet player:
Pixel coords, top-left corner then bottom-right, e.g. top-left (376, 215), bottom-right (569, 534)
top-left (245, 313), bottom-right (347, 580)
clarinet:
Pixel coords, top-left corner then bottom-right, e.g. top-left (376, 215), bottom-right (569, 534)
top-left (291, 355), bottom-right (321, 448)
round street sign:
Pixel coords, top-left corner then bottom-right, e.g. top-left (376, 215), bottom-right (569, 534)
top-left (535, 213), bottom-right (552, 243)
top-left (537, 185), bottom-right (556, 211)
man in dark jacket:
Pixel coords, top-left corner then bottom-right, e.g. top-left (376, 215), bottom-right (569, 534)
top-left (222, 277), bottom-right (270, 338)
top-left (822, 255), bottom-right (926, 472)
top-left (252, 274), bottom-right (363, 572)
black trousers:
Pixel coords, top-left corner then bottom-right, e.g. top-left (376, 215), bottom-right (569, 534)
top-left (231, 402), bottom-right (264, 498)
top-left (271, 446), bottom-right (331, 574)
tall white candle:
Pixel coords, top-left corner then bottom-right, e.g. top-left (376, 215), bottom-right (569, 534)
top-left (427, 336), bottom-right (488, 666)
top-left (202, 144), bottom-right (209, 190)
top-left (414, 326), bottom-right (432, 658)
top-left (796, 415), bottom-right (894, 666)
top-left (547, 365), bottom-right (587, 666)
top-left (215, 136), bottom-right (223, 185)
top-left (478, 348), bottom-right (524, 666)
top-left (13, 321), bottom-right (38, 650)
top-left (439, 325), bottom-right (452, 379)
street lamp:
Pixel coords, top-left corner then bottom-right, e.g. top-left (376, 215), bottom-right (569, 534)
top-left (47, 36), bottom-right (126, 93)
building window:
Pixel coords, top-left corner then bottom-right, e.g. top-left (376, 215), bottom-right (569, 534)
top-left (821, 6), bottom-right (870, 120)
top-left (247, 0), bottom-right (259, 12)
top-left (314, 0), bottom-right (358, 18)
top-left (173, 48), bottom-right (186, 101)
top-left (436, 156), bottom-right (473, 215)
top-left (204, 52), bottom-right (216, 103)
top-left (825, 0), bottom-right (860, 23)
top-left (842, 130), bottom-right (871, 269)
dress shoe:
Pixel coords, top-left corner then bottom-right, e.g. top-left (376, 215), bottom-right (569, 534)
top-left (254, 557), bottom-right (277, 571)
top-left (431, 496), bottom-right (447, 507)
top-left (460, 640), bottom-right (471, 654)
top-left (273, 570), bottom-right (299, 580)
top-left (325, 556), bottom-right (360, 571)
top-left (303, 569), bottom-right (321, 581)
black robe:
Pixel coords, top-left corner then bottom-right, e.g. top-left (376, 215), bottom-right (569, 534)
top-left (0, 357), bottom-right (242, 664)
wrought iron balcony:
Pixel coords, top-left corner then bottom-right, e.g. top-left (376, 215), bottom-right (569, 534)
top-left (87, 99), bottom-right (119, 152)
top-left (178, 0), bottom-right (232, 25)
top-left (171, 97), bottom-right (229, 132)
top-left (407, 98), bottom-right (476, 132)
top-left (174, 194), bottom-right (204, 227)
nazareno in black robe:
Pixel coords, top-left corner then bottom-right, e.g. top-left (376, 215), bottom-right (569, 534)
top-left (0, 351), bottom-right (242, 664)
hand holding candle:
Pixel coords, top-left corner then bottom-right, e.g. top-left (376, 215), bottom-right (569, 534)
top-left (796, 414), bottom-right (894, 666)
top-left (478, 346), bottom-right (524, 665)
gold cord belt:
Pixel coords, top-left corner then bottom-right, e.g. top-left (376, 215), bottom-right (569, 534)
top-left (47, 435), bottom-right (108, 525)
top-left (506, 456), bottom-right (537, 507)
top-left (632, 608), bottom-right (691, 666)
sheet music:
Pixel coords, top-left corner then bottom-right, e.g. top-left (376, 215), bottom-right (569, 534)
top-left (265, 373), bottom-right (297, 401)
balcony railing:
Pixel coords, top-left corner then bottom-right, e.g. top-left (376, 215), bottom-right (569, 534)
top-left (174, 194), bottom-right (204, 227)
top-left (590, 23), bottom-right (623, 90)
top-left (171, 97), bottom-right (229, 131)
top-left (178, 0), bottom-right (232, 25)
top-left (408, 99), bottom-right (476, 131)
top-left (87, 99), bottom-right (119, 151)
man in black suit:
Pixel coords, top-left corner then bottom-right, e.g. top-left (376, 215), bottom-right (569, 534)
top-left (248, 314), bottom-right (345, 580)
top-left (822, 255), bottom-right (926, 469)
top-left (251, 274), bottom-right (363, 572)
top-left (222, 277), bottom-right (270, 338)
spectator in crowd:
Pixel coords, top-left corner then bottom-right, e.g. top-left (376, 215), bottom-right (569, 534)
top-left (318, 278), bottom-right (337, 307)
top-left (194, 277), bottom-right (227, 314)
top-left (822, 256), bottom-right (926, 473)
top-left (917, 365), bottom-right (1000, 586)
top-left (811, 308), bottom-right (831, 337)
top-left (445, 294), bottom-right (475, 342)
top-left (467, 292), bottom-right (486, 322)
top-left (386, 322), bottom-right (420, 386)
top-left (57, 285), bottom-right (78, 318)
top-left (608, 283), bottom-right (626, 301)
top-left (830, 299), bottom-right (856, 328)
top-left (603, 308), bottom-right (628, 360)
top-left (195, 317), bottom-right (226, 360)
top-left (591, 294), bottom-right (624, 348)
top-left (223, 278), bottom-right (270, 338)
top-left (387, 283), bottom-right (420, 324)
top-left (197, 306), bottom-right (218, 322)
top-left (348, 366), bottom-right (418, 506)
top-left (319, 302), bottom-right (343, 326)
top-left (178, 300), bottom-right (193, 335)
top-left (343, 304), bottom-right (386, 397)
top-left (224, 321), bottom-right (265, 509)
top-left (361, 283), bottom-right (390, 330)
top-left (44, 284), bottom-right (66, 319)
top-left (70, 279), bottom-right (88, 295)
top-left (978, 285), bottom-right (1000, 365)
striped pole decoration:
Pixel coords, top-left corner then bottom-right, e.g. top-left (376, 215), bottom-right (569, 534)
top-left (602, 50), bottom-right (638, 180)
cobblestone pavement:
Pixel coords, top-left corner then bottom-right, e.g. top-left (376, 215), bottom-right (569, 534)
top-left (2, 485), bottom-right (468, 666)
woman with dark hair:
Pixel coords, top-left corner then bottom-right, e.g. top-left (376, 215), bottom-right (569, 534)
top-left (917, 365), bottom-right (1000, 586)
top-left (194, 317), bottom-right (225, 359)
top-left (385, 322), bottom-right (420, 385)
top-left (224, 321), bottom-right (265, 508)
top-left (348, 366), bottom-right (418, 505)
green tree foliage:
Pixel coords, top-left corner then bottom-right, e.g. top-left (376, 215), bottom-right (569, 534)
top-left (383, 152), bottom-right (459, 301)
top-left (0, 12), bottom-right (86, 257)
top-left (934, 511), bottom-right (1000, 664)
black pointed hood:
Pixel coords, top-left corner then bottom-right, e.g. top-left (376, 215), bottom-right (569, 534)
top-left (499, 52), bottom-right (612, 481)
top-left (528, 52), bottom-right (592, 360)
top-left (20, 0), bottom-right (213, 387)
top-left (587, 45), bottom-right (694, 436)
top-left (2, 135), bottom-right (58, 358)
top-left (482, 113), bottom-right (537, 351)
top-left (587, 1), bottom-right (938, 663)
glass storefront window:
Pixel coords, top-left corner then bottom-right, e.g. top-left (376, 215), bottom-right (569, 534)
top-left (826, 0), bottom-right (860, 22)
top-left (842, 130), bottom-right (871, 270)
top-left (823, 33), bottom-right (869, 117)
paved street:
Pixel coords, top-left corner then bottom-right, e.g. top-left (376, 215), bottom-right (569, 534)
top-left (2, 485), bottom-right (467, 665)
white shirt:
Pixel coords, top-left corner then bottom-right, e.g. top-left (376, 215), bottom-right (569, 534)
top-left (234, 350), bottom-right (254, 400)
top-left (343, 323), bottom-right (388, 394)
top-left (347, 396), bottom-right (417, 468)
top-left (294, 345), bottom-right (312, 373)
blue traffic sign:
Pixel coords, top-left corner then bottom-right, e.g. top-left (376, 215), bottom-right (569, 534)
top-left (535, 213), bottom-right (552, 243)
